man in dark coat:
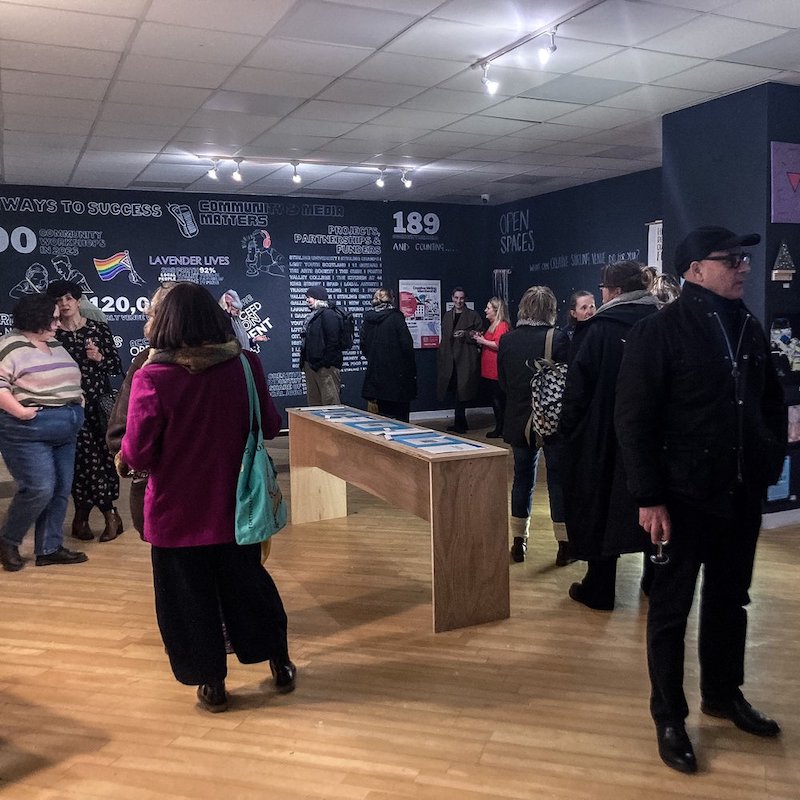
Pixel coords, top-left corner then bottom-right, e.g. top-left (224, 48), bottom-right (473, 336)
top-left (360, 287), bottom-right (417, 422)
top-left (560, 262), bottom-right (659, 609)
top-left (436, 287), bottom-right (482, 433)
top-left (615, 227), bottom-right (787, 775)
top-left (300, 285), bottom-right (343, 406)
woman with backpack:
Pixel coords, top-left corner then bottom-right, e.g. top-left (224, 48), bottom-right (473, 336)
top-left (559, 261), bottom-right (660, 610)
top-left (498, 286), bottom-right (572, 566)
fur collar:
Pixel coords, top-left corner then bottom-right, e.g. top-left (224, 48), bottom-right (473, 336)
top-left (145, 340), bottom-right (241, 373)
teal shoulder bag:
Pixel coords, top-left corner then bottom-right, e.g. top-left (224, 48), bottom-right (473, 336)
top-left (235, 354), bottom-right (287, 545)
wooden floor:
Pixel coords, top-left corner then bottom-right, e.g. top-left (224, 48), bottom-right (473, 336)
top-left (1, 419), bottom-right (798, 799)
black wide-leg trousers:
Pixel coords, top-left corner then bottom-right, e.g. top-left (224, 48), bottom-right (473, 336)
top-left (151, 541), bottom-right (289, 685)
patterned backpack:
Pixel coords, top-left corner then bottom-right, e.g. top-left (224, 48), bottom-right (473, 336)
top-left (525, 327), bottom-right (568, 444)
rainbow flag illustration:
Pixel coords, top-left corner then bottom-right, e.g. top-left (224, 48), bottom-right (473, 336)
top-left (93, 250), bottom-right (134, 281)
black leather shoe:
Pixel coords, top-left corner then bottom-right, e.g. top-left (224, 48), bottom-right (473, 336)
top-left (656, 725), bottom-right (697, 774)
top-left (197, 681), bottom-right (228, 712)
top-left (35, 546), bottom-right (88, 566)
top-left (568, 582), bottom-right (614, 611)
top-left (0, 539), bottom-right (25, 572)
top-left (486, 429), bottom-right (503, 438)
top-left (270, 659), bottom-right (297, 694)
top-left (701, 695), bottom-right (781, 737)
top-left (446, 424), bottom-right (468, 434)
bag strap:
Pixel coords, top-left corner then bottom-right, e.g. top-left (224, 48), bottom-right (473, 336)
top-left (544, 326), bottom-right (555, 362)
top-left (239, 353), bottom-right (263, 437)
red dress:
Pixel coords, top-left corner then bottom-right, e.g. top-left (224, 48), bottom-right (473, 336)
top-left (480, 322), bottom-right (510, 380)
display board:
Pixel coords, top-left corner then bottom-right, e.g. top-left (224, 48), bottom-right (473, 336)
top-left (0, 185), bottom-right (483, 421)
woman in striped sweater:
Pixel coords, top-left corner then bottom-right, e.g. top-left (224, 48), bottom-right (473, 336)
top-left (0, 294), bottom-right (88, 571)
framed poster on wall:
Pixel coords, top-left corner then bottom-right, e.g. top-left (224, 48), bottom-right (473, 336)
top-left (398, 279), bottom-right (440, 349)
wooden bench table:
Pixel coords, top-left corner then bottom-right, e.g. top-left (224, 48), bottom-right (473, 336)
top-left (288, 407), bottom-right (510, 632)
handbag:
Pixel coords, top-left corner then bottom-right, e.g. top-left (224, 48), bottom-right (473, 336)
top-left (235, 354), bottom-right (287, 545)
top-left (96, 389), bottom-right (118, 430)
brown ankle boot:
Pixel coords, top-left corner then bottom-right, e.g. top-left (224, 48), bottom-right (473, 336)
top-left (99, 508), bottom-right (124, 542)
top-left (71, 506), bottom-right (93, 540)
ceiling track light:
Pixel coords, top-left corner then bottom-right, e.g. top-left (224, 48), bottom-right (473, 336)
top-left (480, 63), bottom-right (499, 95)
top-left (538, 30), bottom-right (557, 66)
top-left (291, 160), bottom-right (302, 184)
top-left (376, 169), bottom-right (386, 188)
top-left (232, 157), bottom-right (243, 182)
top-left (401, 170), bottom-right (412, 189)
top-left (207, 158), bottom-right (219, 179)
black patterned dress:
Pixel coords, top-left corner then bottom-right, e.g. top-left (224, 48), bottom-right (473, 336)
top-left (56, 319), bottom-right (123, 509)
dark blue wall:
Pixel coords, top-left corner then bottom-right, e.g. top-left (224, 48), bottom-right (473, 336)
top-left (489, 169), bottom-right (662, 325)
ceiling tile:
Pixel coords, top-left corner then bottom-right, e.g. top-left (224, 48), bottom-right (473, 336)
top-left (439, 65), bottom-right (558, 95)
top-left (368, 107), bottom-right (462, 129)
top-left (270, 0), bottom-right (418, 48)
top-left (721, 30), bottom-right (800, 71)
top-left (146, 0), bottom-right (295, 35)
top-left (557, 0), bottom-right (701, 46)
top-left (0, 41), bottom-right (121, 79)
top-left (318, 78), bottom-right (423, 106)
top-left (717, 0), bottom-right (800, 27)
top-left (344, 123), bottom-right (431, 142)
top-left (290, 100), bottom-right (389, 123)
top-left (655, 60), bottom-right (781, 92)
top-left (265, 118), bottom-right (361, 138)
top-left (385, 18), bottom-right (514, 61)
top-left (0, 69), bottom-right (109, 101)
top-left (0, 4), bottom-right (136, 50)
top-left (89, 136), bottom-right (173, 152)
top-left (107, 81), bottom-right (212, 109)
top-left (223, 67), bottom-right (334, 98)
top-left (348, 53), bottom-right (463, 86)
top-left (522, 75), bottom-right (639, 104)
top-left (576, 48), bottom-right (704, 83)
top-left (599, 84), bottom-right (712, 113)
top-left (444, 116), bottom-right (534, 136)
top-left (3, 130), bottom-right (87, 150)
top-left (93, 120), bottom-right (182, 139)
top-left (431, 0), bottom-right (584, 30)
top-left (480, 97), bottom-right (583, 122)
top-left (641, 16), bottom-right (789, 59)
top-left (1, 94), bottom-right (100, 119)
top-left (246, 38), bottom-right (372, 75)
top-left (6, 0), bottom-right (147, 15)
top-left (548, 104), bottom-right (653, 127)
top-left (403, 88), bottom-right (501, 114)
top-left (100, 102), bottom-right (193, 126)
top-left (130, 22), bottom-right (262, 65)
top-left (3, 113), bottom-right (94, 136)
top-left (202, 91), bottom-right (304, 116)
top-left (117, 54), bottom-right (234, 88)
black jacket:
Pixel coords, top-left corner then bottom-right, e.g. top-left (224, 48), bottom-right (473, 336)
top-left (360, 308), bottom-right (417, 403)
top-left (559, 291), bottom-right (660, 559)
top-left (615, 281), bottom-right (786, 517)
top-left (498, 324), bottom-right (568, 448)
top-left (300, 305), bottom-right (343, 370)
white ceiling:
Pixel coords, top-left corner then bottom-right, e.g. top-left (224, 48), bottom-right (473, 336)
top-left (0, 0), bottom-right (798, 205)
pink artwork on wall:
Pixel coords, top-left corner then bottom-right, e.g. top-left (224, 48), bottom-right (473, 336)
top-left (771, 141), bottom-right (800, 223)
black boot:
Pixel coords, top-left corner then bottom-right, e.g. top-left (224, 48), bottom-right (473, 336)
top-left (270, 659), bottom-right (297, 693)
top-left (555, 540), bottom-right (576, 567)
top-left (510, 537), bottom-right (527, 563)
top-left (0, 539), bottom-right (25, 572)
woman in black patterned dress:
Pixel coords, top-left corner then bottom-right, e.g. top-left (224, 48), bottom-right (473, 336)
top-left (47, 280), bottom-right (124, 541)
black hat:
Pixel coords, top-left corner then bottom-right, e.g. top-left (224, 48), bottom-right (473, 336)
top-left (305, 285), bottom-right (328, 301)
top-left (674, 226), bottom-right (760, 275)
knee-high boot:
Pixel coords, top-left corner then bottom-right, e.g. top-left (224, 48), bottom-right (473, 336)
top-left (71, 505), bottom-right (94, 541)
top-left (510, 516), bottom-right (529, 563)
top-left (100, 508), bottom-right (124, 542)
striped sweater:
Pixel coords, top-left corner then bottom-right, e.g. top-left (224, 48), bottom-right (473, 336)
top-left (0, 331), bottom-right (83, 407)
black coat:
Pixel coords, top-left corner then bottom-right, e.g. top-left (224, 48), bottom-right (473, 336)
top-left (498, 324), bottom-right (568, 448)
top-left (559, 292), bottom-right (660, 560)
top-left (436, 307), bottom-right (483, 401)
top-left (615, 281), bottom-right (787, 517)
top-left (300, 306), bottom-right (343, 370)
top-left (360, 308), bottom-right (417, 403)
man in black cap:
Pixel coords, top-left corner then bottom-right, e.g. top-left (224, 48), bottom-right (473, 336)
top-left (615, 227), bottom-right (786, 774)
top-left (300, 285), bottom-right (343, 405)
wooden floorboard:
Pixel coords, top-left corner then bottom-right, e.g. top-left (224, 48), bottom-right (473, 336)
top-left (1, 420), bottom-right (798, 798)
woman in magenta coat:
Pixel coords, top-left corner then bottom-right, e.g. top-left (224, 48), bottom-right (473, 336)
top-left (121, 282), bottom-right (294, 712)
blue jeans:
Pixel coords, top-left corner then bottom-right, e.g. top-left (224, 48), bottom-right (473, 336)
top-left (511, 438), bottom-right (564, 522)
top-left (0, 405), bottom-right (84, 556)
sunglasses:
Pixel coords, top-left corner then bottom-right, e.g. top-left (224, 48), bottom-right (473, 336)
top-left (703, 252), bottom-right (752, 269)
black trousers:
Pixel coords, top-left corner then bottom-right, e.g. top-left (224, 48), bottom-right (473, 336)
top-left (376, 399), bottom-right (410, 423)
top-left (484, 377), bottom-right (505, 433)
top-left (647, 493), bottom-right (761, 726)
top-left (151, 542), bottom-right (289, 685)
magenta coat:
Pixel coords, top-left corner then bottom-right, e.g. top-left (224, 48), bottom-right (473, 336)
top-left (121, 350), bottom-right (281, 548)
